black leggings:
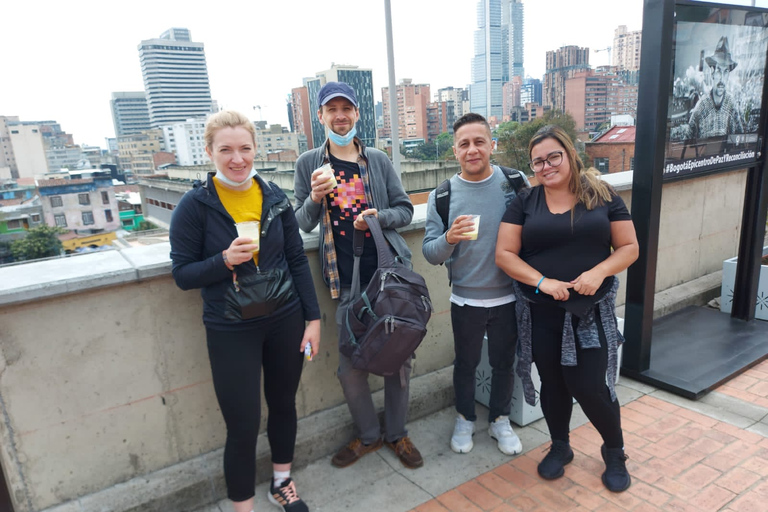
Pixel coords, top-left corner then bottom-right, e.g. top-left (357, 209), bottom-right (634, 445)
top-left (206, 307), bottom-right (305, 502)
top-left (530, 303), bottom-right (624, 449)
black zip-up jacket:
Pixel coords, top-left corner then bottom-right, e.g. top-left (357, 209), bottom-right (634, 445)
top-left (169, 172), bottom-right (320, 330)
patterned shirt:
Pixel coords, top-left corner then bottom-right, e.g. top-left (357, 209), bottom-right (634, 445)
top-left (688, 91), bottom-right (744, 139)
top-left (318, 138), bottom-right (374, 299)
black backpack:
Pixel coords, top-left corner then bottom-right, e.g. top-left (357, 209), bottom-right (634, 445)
top-left (434, 166), bottom-right (528, 231)
top-left (340, 216), bottom-right (432, 377)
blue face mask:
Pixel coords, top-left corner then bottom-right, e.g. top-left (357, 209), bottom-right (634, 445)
top-left (328, 126), bottom-right (357, 147)
top-left (215, 167), bottom-right (257, 187)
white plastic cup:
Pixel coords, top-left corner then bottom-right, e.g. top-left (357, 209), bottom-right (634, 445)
top-left (465, 215), bottom-right (480, 240)
top-left (235, 221), bottom-right (260, 253)
top-left (318, 163), bottom-right (338, 189)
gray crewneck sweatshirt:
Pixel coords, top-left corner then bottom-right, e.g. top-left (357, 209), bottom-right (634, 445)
top-left (422, 166), bottom-right (526, 300)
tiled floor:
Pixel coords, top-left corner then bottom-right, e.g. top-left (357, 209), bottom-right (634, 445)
top-left (410, 362), bottom-right (768, 512)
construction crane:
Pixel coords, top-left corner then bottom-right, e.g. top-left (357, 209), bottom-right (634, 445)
top-left (595, 46), bottom-right (612, 67)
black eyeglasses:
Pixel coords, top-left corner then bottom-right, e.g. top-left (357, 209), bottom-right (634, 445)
top-left (529, 151), bottom-right (564, 173)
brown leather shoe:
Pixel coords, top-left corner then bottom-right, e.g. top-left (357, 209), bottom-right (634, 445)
top-left (386, 436), bottom-right (424, 469)
top-left (331, 437), bottom-right (382, 468)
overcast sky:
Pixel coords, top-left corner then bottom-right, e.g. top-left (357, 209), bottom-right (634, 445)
top-left (1, 0), bottom-right (765, 148)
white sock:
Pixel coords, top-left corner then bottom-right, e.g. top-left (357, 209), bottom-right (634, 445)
top-left (273, 469), bottom-right (290, 487)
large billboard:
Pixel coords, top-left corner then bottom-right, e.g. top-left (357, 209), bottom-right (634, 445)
top-left (665, 3), bottom-right (768, 180)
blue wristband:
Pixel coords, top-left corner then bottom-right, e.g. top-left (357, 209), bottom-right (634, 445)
top-left (535, 276), bottom-right (546, 294)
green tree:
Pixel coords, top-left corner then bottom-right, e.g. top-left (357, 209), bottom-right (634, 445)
top-left (10, 225), bottom-right (65, 262)
top-left (404, 133), bottom-right (455, 161)
top-left (136, 220), bottom-right (158, 231)
top-left (495, 110), bottom-right (581, 173)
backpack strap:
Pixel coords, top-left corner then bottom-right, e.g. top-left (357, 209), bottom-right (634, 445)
top-left (498, 166), bottom-right (529, 193)
top-left (362, 215), bottom-right (396, 268)
top-left (351, 228), bottom-right (365, 300)
top-left (434, 178), bottom-right (452, 232)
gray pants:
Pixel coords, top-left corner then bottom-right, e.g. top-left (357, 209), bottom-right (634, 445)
top-left (336, 288), bottom-right (412, 444)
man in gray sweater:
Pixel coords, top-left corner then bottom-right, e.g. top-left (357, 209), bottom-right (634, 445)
top-left (422, 113), bottom-right (528, 455)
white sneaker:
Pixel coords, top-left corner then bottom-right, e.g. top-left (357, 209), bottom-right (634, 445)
top-left (488, 416), bottom-right (523, 455)
top-left (450, 415), bottom-right (475, 453)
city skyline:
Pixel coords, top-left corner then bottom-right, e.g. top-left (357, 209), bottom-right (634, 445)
top-left (14, 0), bottom-right (747, 150)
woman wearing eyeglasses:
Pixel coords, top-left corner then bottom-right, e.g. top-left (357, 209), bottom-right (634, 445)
top-left (495, 125), bottom-right (639, 493)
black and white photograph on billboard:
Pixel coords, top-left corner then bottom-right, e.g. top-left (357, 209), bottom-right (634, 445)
top-left (665, 4), bottom-right (768, 179)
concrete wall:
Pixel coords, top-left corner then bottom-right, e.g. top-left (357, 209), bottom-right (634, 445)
top-left (0, 168), bottom-right (749, 511)
top-left (0, 215), bottom-right (454, 512)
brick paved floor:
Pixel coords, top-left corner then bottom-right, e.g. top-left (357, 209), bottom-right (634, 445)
top-left (410, 362), bottom-right (768, 512)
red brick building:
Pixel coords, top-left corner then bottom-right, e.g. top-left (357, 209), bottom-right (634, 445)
top-left (381, 79), bottom-right (430, 142)
top-left (585, 125), bottom-right (636, 174)
top-left (565, 68), bottom-right (638, 132)
top-left (290, 87), bottom-right (314, 150)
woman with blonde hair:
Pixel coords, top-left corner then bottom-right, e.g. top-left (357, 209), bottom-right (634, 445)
top-left (496, 125), bottom-right (639, 492)
top-left (170, 110), bottom-right (320, 512)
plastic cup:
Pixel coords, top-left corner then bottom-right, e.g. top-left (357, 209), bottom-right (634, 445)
top-left (318, 163), bottom-right (338, 189)
top-left (235, 221), bottom-right (260, 253)
top-left (465, 215), bottom-right (480, 240)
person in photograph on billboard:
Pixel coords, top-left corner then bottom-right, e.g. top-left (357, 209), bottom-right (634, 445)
top-left (665, 10), bottom-right (768, 179)
top-left (686, 36), bottom-right (744, 139)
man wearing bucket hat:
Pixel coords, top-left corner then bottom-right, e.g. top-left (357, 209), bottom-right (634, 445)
top-left (688, 36), bottom-right (745, 139)
top-left (293, 82), bottom-right (424, 470)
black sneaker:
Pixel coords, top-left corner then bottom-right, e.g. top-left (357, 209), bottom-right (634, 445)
top-left (268, 478), bottom-right (309, 511)
top-left (537, 440), bottom-right (574, 480)
top-left (601, 444), bottom-right (631, 492)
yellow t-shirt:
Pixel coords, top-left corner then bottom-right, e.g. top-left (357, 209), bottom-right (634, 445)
top-left (214, 177), bottom-right (263, 266)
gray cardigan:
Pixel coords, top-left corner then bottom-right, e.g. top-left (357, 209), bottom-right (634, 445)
top-left (293, 141), bottom-right (414, 289)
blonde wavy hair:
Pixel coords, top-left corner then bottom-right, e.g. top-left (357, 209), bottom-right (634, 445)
top-left (528, 125), bottom-right (613, 210)
top-left (204, 110), bottom-right (256, 150)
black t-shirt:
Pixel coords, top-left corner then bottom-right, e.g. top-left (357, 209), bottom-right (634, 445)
top-left (501, 185), bottom-right (632, 311)
top-left (326, 153), bottom-right (378, 286)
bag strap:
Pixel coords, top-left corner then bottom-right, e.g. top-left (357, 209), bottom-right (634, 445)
top-left (351, 227), bottom-right (365, 299)
top-left (362, 215), bottom-right (396, 268)
top-left (435, 177), bottom-right (452, 232)
top-left (499, 166), bottom-right (529, 193)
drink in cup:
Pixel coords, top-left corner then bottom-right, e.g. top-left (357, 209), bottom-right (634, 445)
top-left (465, 215), bottom-right (480, 240)
top-left (318, 163), bottom-right (338, 189)
top-left (235, 221), bottom-right (260, 253)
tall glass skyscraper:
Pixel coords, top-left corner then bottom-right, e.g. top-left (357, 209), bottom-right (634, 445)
top-left (507, 0), bottom-right (524, 79)
top-left (471, 1), bottom-right (523, 119)
top-left (471, 0), bottom-right (503, 119)
top-left (138, 28), bottom-right (213, 128)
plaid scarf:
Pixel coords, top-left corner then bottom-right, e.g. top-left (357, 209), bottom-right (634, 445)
top-left (320, 137), bottom-right (374, 299)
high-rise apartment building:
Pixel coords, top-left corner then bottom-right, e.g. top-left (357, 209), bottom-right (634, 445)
top-left (118, 129), bottom-right (166, 174)
top-left (437, 87), bottom-right (468, 124)
top-left (471, 0), bottom-right (504, 119)
top-left (255, 124), bottom-right (306, 160)
top-left (521, 78), bottom-right (542, 106)
top-left (290, 87), bottom-right (314, 151)
top-left (543, 45), bottom-right (590, 112)
top-left (110, 92), bottom-right (151, 137)
top-left (138, 28), bottom-right (213, 128)
top-left (381, 79), bottom-right (430, 142)
top-left (504, 0), bottom-right (525, 79)
top-left (564, 67), bottom-right (638, 132)
top-left (7, 124), bottom-right (49, 178)
top-left (502, 76), bottom-right (523, 119)
top-left (613, 25), bottom-right (642, 71)
top-left (426, 101), bottom-right (455, 142)
top-left (0, 116), bottom-right (19, 178)
top-left (161, 119), bottom-right (208, 166)
top-left (303, 65), bottom-right (376, 149)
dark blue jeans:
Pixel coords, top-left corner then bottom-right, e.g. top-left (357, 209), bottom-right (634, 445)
top-left (451, 301), bottom-right (517, 422)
